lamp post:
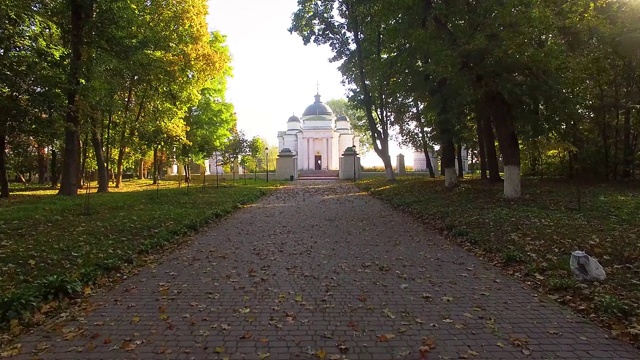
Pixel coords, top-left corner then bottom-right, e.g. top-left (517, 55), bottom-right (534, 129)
top-left (265, 147), bottom-right (269, 183)
top-left (353, 145), bottom-right (357, 183)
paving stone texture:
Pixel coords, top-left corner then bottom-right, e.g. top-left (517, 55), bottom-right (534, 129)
top-left (11, 181), bottom-right (640, 359)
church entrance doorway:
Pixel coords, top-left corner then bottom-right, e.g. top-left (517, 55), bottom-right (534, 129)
top-left (314, 155), bottom-right (322, 170)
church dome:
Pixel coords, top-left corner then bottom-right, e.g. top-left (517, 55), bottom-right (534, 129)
top-left (288, 115), bottom-right (300, 123)
top-left (336, 115), bottom-right (351, 130)
top-left (302, 94), bottom-right (333, 116)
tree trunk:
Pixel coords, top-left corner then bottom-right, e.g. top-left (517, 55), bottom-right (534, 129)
top-left (601, 116), bottom-right (610, 181)
top-left (37, 144), bottom-right (47, 184)
top-left (349, 8), bottom-right (395, 181)
top-left (51, 149), bottom-right (58, 188)
top-left (612, 96), bottom-right (620, 180)
top-left (91, 127), bottom-right (109, 193)
top-left (184, 164), bottom-right (190, 183)
top-left (0, 133), bottom-right (9, 198)
top-left (441, 134), bottom-right (457, 188)
top-left (79, 132), bottom-right (88, 188)
top-left (16, 173), bottom-right (27, 185)
top-left (138, 158), bottom-right (144, 179)
top-left (59, 0), bottom-right (90, 196)
top-left (475, 106), bottom-right (488, 180)
top-left (423, 146), bottom-right (435, 178)
top-left (482, 112), bottom-right (501, 182)
top-left (487, 91), bottom-right (521, 198)
top-left (115, 139), bottom-right (126, 188)
top-left (114, 85), bottom-right (136, 188)
top-left (105, 112), bottom-right (112, 183)
top-left (622, 106), bottom-right (632, 178)
top-left (456, 142), bottom-right (464, 178)
top-left (414, 103), bottom-right (436, 178)
top-left (152, 146), bottom-right (159, 185)
top-left (418, 121), bottom-right (435, 178)
top-left (59, 130), bottom-right (81, 195)
top-left (381, 154), bottom-right (394, 180)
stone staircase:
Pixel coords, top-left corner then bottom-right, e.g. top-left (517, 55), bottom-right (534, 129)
top-left (298, 170), bottom-right (339, 180)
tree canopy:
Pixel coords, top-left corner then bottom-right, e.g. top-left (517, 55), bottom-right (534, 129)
top-left (0, 0), bottom-right (236, 197)
top-left (291, 0), bottom-right (640, 197)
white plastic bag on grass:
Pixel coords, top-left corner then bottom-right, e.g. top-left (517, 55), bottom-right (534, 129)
top-left (570, 251), bottom-right (606, 281)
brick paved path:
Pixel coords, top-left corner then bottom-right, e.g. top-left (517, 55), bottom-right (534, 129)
top-left (11, 181), bottom-right (640, 359)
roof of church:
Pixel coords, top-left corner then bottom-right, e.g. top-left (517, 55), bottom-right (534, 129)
top-left (288, 115), bottom-right (300, 122)
top-left (302, 94), bottom-right (333, 116)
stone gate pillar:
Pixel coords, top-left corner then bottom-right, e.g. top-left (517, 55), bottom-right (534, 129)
top-left (276, 148), bottom-right (298, 180)
top-left (396, 153), bottom-right (406, 175)
top-left (339, 146), bottom-right (360, 180)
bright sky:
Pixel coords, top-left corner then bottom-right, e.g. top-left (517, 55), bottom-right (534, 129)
top-left (206, 0), bottom-right (412, 166)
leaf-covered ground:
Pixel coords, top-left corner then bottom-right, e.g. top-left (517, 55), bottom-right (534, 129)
top-left (357, 176), bottom-right (640, 346)
top-left (0, 179), bottom-right (277, 332)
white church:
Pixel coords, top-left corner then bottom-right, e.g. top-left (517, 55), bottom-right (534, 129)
top-left (277, 93), bottom-right (359, 171)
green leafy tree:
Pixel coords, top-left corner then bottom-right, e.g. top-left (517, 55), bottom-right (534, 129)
top-left (247, 136), bottom-right (265, 177)
top-left (222, 130), bottom-right (248, 183)
top-left (326, 98), bottom-right (371, 153)
top-left (0, 0), bottom-right (64, 197)
top-left (290, 0), bottom-right (397, 180)
top-left (181, 32), bottom-right (235, 174)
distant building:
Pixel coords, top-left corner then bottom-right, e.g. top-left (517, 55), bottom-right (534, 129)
top-left (413, 150), bottom-right (439, 172)
top-left (277, 93), bottom-right (359, 171)
top-left (413, 147), bottom-right (469, 173)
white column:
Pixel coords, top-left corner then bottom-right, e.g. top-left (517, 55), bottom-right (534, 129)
top-left (299, 137), bottom-right (305, 170)
top-left (320, 138), bottom-right (328, 170)
top-left (328, 138), bottom-right (332, 170)
top-left (306, 138), bottom-right (311, 170)
top-left (327, 137), bottom-right (332, 170)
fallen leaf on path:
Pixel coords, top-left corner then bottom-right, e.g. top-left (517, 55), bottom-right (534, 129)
top-left (9, 319), bottom-right (22, 336)
top-left (383, 308), bottom-right (395, 318)
top-left (121, 342), bottom-right (136, 351)
top-left (377, 333), bottom-right (396, 342)
top-left (0, 344), bottom-right (22, 357)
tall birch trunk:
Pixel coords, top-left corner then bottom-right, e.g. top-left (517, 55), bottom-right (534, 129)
top-left (487, 91), bottom-right (521, 199)
top-left (441, 136), bottom-right (457, 188)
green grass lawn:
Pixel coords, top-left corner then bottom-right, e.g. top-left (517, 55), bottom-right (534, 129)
top-left (357, 176), bottom-right (640, 346)
top-left (0, 179), bottom-right (279, 332)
